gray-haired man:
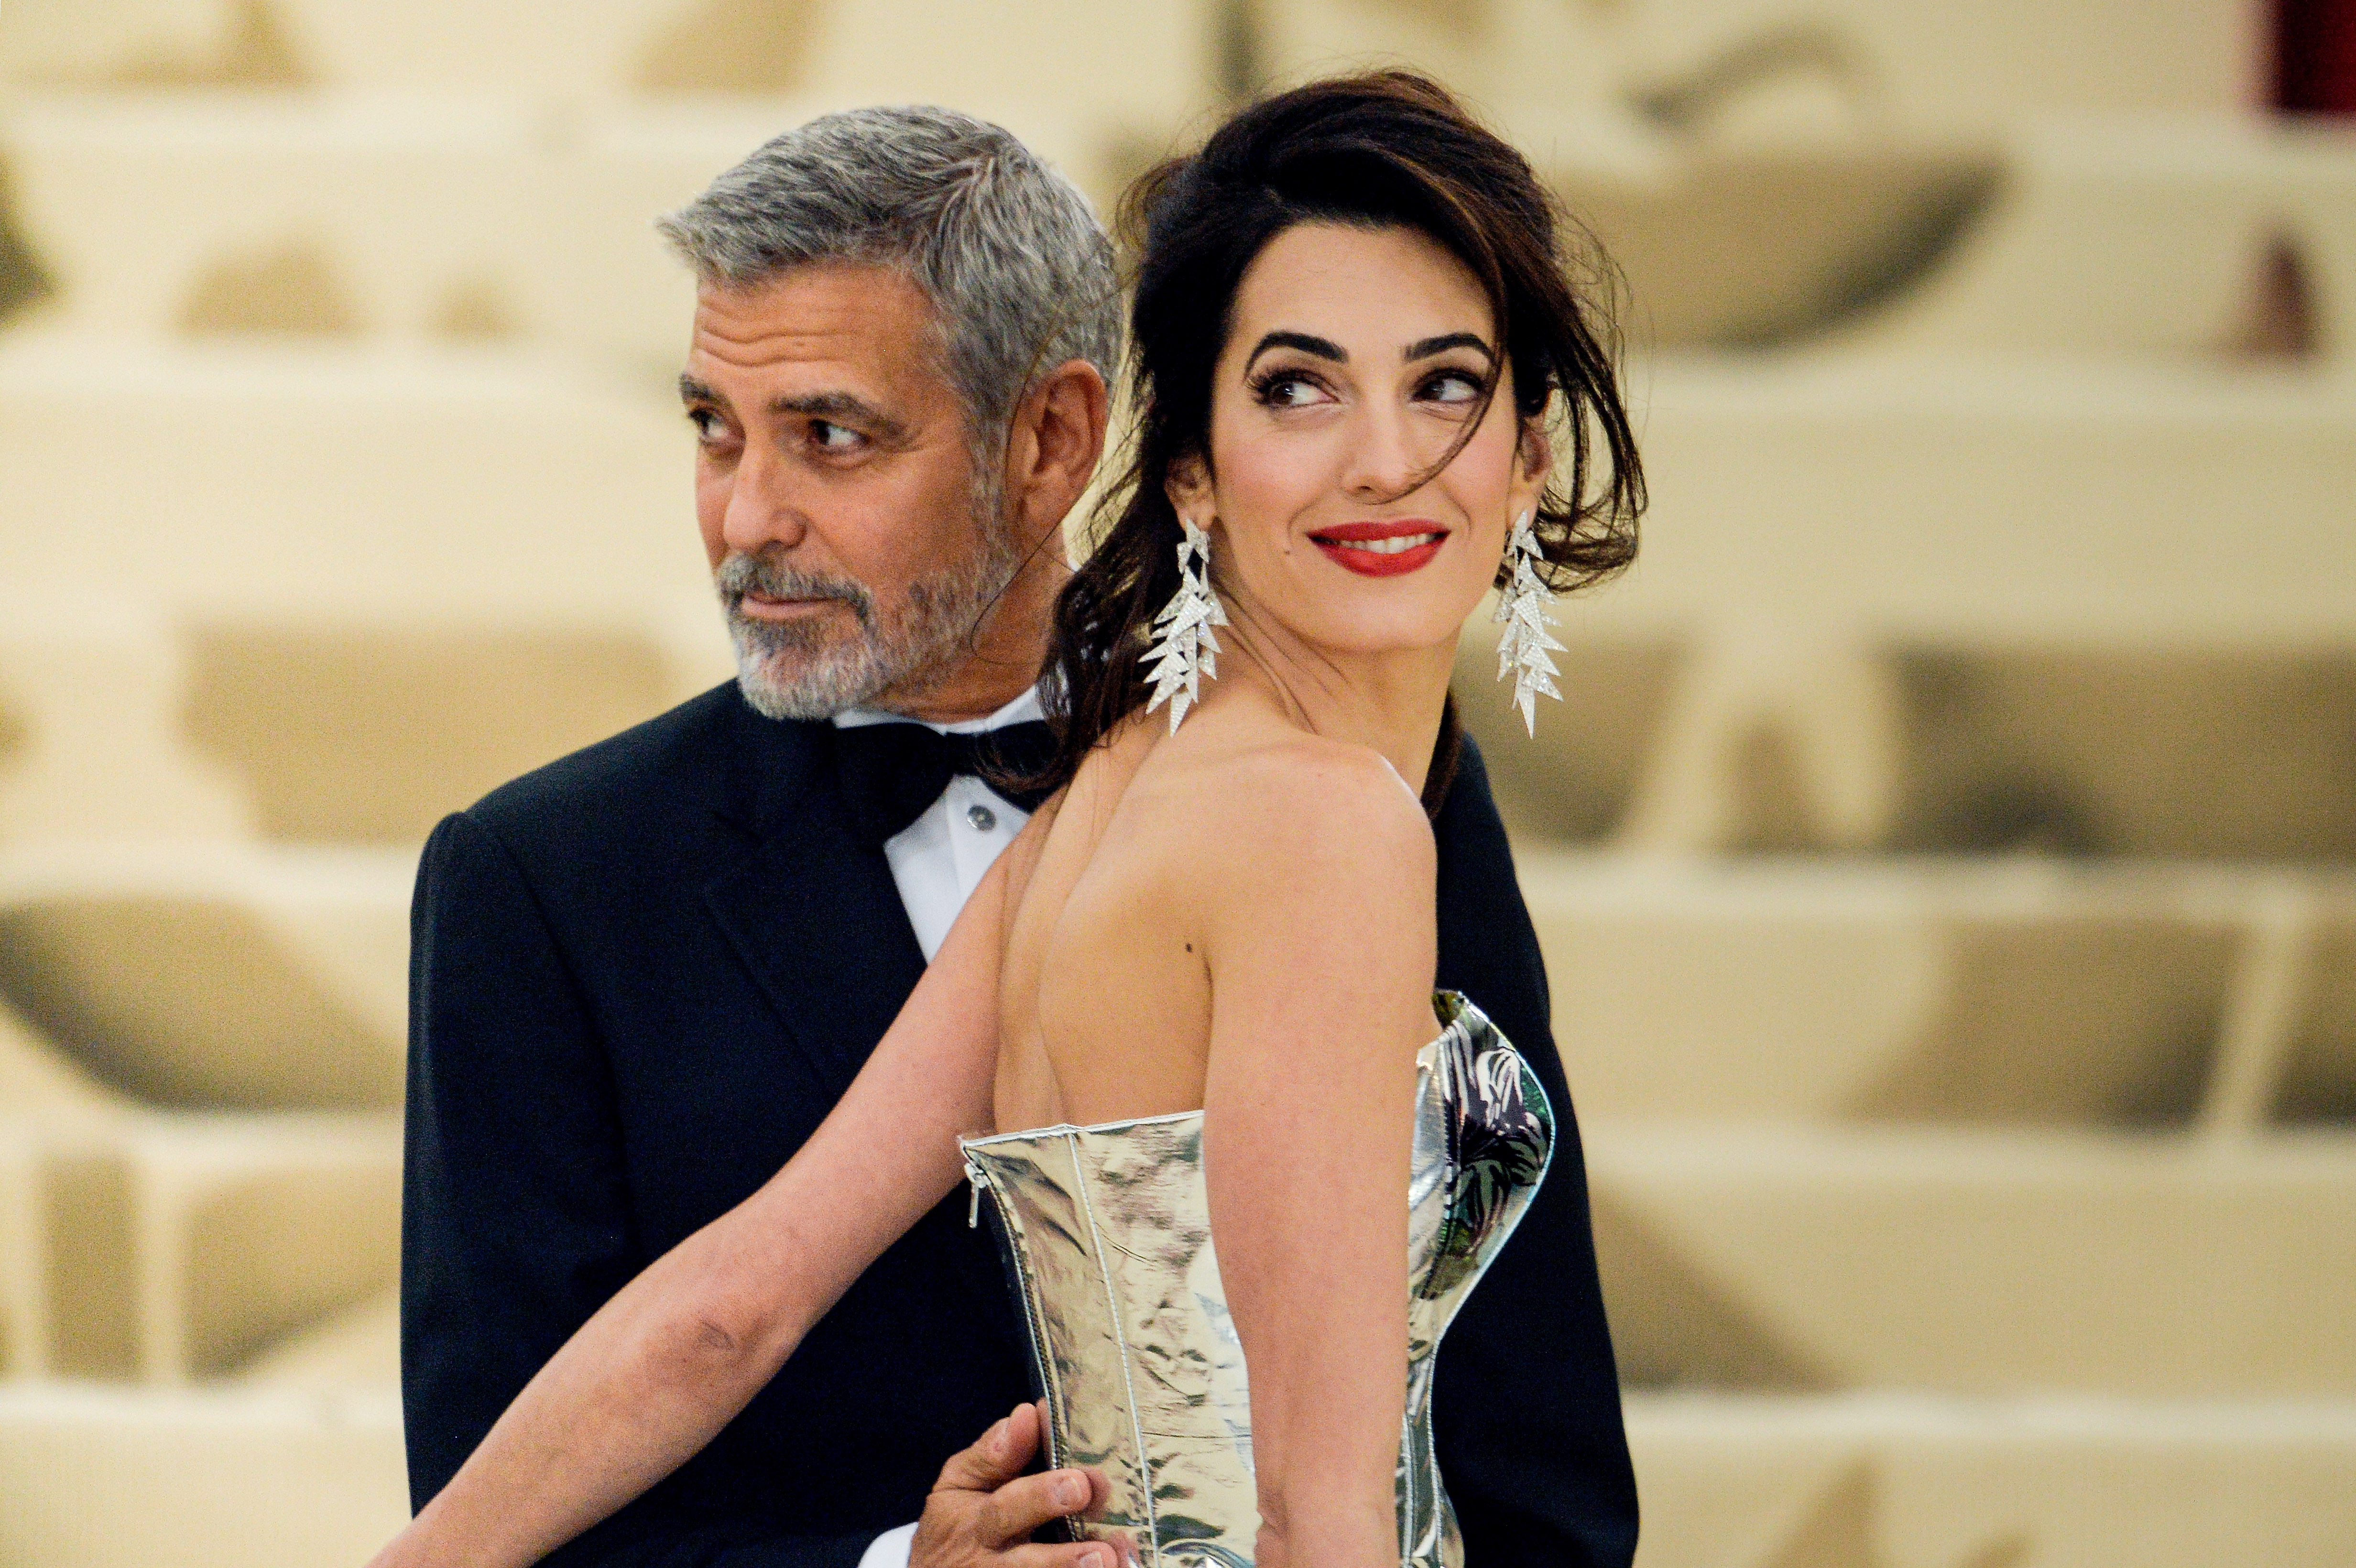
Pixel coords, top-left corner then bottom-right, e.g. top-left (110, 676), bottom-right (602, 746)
top-left (404, 107), bottom-right (1121, 1568)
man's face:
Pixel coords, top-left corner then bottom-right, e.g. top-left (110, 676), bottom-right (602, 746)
top-left (680, 264), bottom-right (1018, 719)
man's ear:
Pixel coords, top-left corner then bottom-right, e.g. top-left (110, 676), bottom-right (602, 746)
top-left (1163, 452), bottom-right (1212, 522)
top-left (1006, 358), bottom-right (1109, 543)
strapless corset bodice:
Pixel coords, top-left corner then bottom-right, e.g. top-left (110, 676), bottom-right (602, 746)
top-left (959, 991), bottom-right (1553, 1567)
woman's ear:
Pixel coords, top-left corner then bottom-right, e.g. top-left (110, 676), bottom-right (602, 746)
top-left (1164, 452), bottom-right (1212, 523)
top-left (1512, 418), bottom-right (1554, 511)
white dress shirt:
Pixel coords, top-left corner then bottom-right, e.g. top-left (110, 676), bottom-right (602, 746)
top-left (832, 684), bottom-right (1045, 961)
top-left (859, 1523), bottom-right (918, 1568)
top-left (834, 686), bottom-right (1043, 1568)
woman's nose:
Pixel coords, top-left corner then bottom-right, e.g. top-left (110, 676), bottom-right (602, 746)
top-left (1339, 403), bottom-right (1421, 501)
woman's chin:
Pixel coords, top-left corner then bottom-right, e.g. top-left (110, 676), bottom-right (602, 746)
top-left (1294, 615), bottom-right (1472, 666)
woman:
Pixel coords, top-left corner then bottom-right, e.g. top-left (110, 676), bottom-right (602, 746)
top-left (375, 71), bottom-right (1640, 1568)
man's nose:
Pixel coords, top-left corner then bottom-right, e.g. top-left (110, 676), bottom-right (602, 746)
top-left (718, 444), bottom-right (809, 556)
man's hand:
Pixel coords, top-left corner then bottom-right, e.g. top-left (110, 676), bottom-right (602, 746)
top-left (910, 1403), bottom-right (1122, 1568)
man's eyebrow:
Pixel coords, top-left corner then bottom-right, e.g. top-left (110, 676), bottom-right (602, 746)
top-left (1243, 330), bottom-right (1347, 372)
top-left (1404, 332), bottom-right (1494, 361)
top-left (771, 390), bottom-right (911, 445)
top-left (678, 373), bottom-right (722, 405)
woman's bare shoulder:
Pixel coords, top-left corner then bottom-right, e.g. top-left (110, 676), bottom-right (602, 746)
top-left (1153, 714), bottom-right (1435, 905)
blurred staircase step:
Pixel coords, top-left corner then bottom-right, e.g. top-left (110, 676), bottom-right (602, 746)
top-left (1610, 355), bottom-right (2356, 645)
top-left (0, 332), bottom-right (706, 616)
top-left (0, 1001), bottom-right (119, 1378)
top-left (0, 0), bottom-right (1218, 120)
top-left (1462, 628), bottom-right (2356, 859)
top-left (1515, 855), bottom-right (2356, 1125)
top-left (1625, 1390), bottom-right (2356, 1568)
top-left (0, 1383), bottom-right (403, 1568)
top-left (0, 844), bottom-right (414, 1108)
top-left (0, 87), bottom-right (1123, 370)
top-left (14, 1111), bottom-right (401, 1383)
top-left (237, 1285), bottom-right (397, 1390)
top-left (1588, 1125), bottom-right (2356, 1397)
top-left (1837, 116), bottom-right (2356, 362)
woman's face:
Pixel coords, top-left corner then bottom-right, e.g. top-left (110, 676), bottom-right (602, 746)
top-left (1172, 220), bottom-right (1549, 665)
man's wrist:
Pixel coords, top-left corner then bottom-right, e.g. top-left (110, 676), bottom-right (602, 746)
top-left (857, 1522), bottom-right (917, 1568)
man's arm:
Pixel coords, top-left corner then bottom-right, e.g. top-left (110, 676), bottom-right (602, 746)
top-left (403, 809), bottom-right (880, 1568)
top-left (1428, 737), bottom-right (1640, 1568)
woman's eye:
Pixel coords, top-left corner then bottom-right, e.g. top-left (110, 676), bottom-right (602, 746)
top-left (1420, 370), bottom-right (1483, 404)
top-left (1254, 371), bottom-right (1331, 409)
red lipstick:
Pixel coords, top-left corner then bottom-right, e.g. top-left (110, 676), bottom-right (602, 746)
top-left (1307, 519), bottom-right (1450, 577)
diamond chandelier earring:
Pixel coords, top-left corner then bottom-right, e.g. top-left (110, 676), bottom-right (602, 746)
top-left (1493, 509), bottom-right (1565, 736)
top-left (1142, 517), bottom-right (1228, 732)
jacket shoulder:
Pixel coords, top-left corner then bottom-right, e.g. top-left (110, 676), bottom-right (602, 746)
top-left (458, 681), bottom-right (779, 851)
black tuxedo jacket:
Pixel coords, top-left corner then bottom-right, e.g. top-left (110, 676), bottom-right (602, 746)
top-left (402, 682), bottom-right (1636, 1566)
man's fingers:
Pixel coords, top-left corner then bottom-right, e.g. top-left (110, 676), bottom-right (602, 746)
top-left (998, 1543), bottom-right (1122, 1568)
top-left (977, 1467), bottom-right (1096, 1543)
top-left (933, 1404), bottom-right (1038, 1493)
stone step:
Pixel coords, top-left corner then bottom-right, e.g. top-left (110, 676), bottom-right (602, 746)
top-left (236, 1285), bottom-right (398, 1390)
top-left (1579, 355), bottom-right (2356, 644)
top-left (1624, 1391), bottom-right (2356, 1568)
top-left (1256, 1), bottom-right (2252, 131)
top-left (0, 93), bottom-right (1112, 370)
top-left (0, 333), bottom-right (707, 613)
top-left (0, 1111), bottom-right (398, 1382)
top-left (1461, 631), bottom-right (2356, 859)
top-left (1453, 353), bottom-right (2356, 858)
top-left (2, 1372), bottom-right (2348, 1568)
top-left (0, 334), bottom-right (731, 838)
top-left (0, 844), bottom-right (413, 1108)
top-left (0, 1383), bottom-right (404, 1568)
top-left (1834, 117), bottom-right (2356, 363)
top-left (0, 0), bottom-right (1218, 122)
top-left (12, 99), bottom-right (2348, 361)
top-left (1586, 1125), bottom-right (2356, 1398)
top-left (1516, 855), bottom-right (2356, 1127)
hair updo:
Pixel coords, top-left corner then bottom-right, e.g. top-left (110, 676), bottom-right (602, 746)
top-left (1031, 69), bottom-right (1643, 801)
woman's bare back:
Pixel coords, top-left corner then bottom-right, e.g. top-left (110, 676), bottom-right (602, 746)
top-left (989, 687), bottom-right (1436, 1136)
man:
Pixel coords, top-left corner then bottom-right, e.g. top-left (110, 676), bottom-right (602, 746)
top-left (402, 106), bottom-right (1637, 1567)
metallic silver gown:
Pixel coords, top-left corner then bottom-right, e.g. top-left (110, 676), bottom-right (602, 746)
top-left (959, 991), bottom-right (1553, 1567)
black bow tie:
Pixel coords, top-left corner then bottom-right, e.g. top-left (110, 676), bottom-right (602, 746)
top-left (832, 719), bottom-right (1059, 848)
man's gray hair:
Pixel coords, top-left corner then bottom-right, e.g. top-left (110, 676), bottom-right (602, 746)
top-left (658, 105), bottom-right (1120, 455)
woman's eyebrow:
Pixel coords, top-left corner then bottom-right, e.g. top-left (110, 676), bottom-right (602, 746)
top-left (1243, 330), bottom-right (1347, 372)
top-left (1403, 332), bottom-right (1494, 361)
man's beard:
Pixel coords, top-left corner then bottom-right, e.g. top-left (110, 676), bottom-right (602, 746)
top-left (718, 501), bottom-right (1025, 722)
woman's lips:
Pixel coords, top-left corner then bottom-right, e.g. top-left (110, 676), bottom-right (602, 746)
top-left (1307, 519), bottom-right (1450, 577)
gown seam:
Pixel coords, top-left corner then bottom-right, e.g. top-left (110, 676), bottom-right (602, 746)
top-left (1065, 1126), bottom-right (1162, 1563)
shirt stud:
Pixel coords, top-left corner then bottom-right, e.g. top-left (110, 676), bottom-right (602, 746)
top-left (966, 803), bottom-right (998, 833)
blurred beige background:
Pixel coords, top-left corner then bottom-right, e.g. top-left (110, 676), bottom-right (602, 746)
top-left (0, 2), bottom-right (2351, 1565)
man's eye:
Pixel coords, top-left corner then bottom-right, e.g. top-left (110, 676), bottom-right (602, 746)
top-left (687, 408), bottom-right (726, 440)
top-left (811, 420), bottom-right (864, 450)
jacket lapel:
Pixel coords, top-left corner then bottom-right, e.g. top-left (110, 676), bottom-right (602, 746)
top-left (701, 700), bottom-right (929, 1099)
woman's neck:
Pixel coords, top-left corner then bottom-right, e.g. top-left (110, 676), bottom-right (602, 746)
top-left (1211, 599), bottom-right (1455, 796)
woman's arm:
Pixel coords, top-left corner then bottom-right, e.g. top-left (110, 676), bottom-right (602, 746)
top-left (1195, 744), bottom-right (1438, 1568)
top-left (371, 829), bottom-right (1030, 1568)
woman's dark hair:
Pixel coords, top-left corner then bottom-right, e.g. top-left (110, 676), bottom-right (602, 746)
top-left (1032, 69), bottom-right (1643, 805)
